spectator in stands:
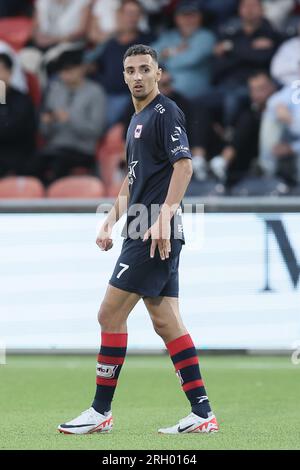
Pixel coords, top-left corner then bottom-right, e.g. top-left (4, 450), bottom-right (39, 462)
top-left (213, 0), bottom-right (281, 87)
top-left (152, 0), bottom-right (216, 99)
top-left (88, 0), bottom-right (121, 45)
top-left (87, 0), bottom-right (155, 126)
top-left (0, 41), bottom-right (28, 93)
top-left (37, 48), bottom-right (106, 184)
top-left (198, 0), bottom-right (281, 137)
top-left (189, 71), bottom-right (277, 184)
top-left (32, 0), bottom-right (91, 51)
top-left (0, 53), bottom-right (36, 178)
top-left (259, 77), bottom-right (300, 187)
top-left (88, 0), bottom-right (154, 46)
top-left (271, 19), bottom-right (300, 85)
top-left (220, 72), bottom-right (277, 185)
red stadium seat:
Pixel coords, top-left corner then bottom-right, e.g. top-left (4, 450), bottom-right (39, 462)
top-left (0, 17), bottom-right (33, 51)
top-left (106, 181), bottom-right (123, 198)
top-left (46, 176), bottom-right (105, 199)
top-left (97, 124), bottom-right (125, 194)
top-left (69, 167), bottom-right (91, 176)
top-left (0, 176), bottom-right (45, 198)
top-left (25, 72), bottom-right (41, 107)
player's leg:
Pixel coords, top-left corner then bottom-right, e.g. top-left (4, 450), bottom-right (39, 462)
top-left (143, 295), bottom-right (187, 343)
top-left (92, 285), bottom-right (141, 413)
top-left (58, 285), bottom-right (141, 434)
top-left (143, 295), bottom-right (211, 414)
top-left (143, 296), bottom-right (219, 434)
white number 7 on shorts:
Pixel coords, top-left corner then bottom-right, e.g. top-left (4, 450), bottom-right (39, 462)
top-left (117, 263), bottom-right (129, 279)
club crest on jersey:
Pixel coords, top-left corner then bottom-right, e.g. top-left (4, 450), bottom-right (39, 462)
top-left (134, 124), bottom-right (143, 138)
top-left (96, 363), bottom-right (119, 378)
top-left (128, 159), bottom-right (138, 185)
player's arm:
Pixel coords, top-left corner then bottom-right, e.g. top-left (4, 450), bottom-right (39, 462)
top-left (144, 159), bottom-right (193, 260)
top-left (162, 158), bottom-right (193, 219)
top-left (96, 176), bottom-right (129, 251)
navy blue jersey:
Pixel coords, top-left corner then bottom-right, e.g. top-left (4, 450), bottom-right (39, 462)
top-left (122, 93), bottom-right (192, 242)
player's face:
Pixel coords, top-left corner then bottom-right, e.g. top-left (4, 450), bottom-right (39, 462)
top-left (123, 54), bottom-right (161, 101)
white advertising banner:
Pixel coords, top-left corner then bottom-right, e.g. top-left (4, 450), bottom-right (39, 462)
top-left (0, 213), bottom-right (299, 351)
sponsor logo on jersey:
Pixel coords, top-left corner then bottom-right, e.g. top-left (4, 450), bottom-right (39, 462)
top-left (154, 103), bottom-right (165, 114)
top-left (134, 124), bottom-right (143, 138)
top-left (96, 363), bottom-right (119, 378)
top-left (171, 126), bottom-right (182, 142)
top-left (171, 145), bottom-right (189, 155)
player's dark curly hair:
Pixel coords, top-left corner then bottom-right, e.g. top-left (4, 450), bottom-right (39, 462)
top-left (123, 44), bottom-right (158, 64)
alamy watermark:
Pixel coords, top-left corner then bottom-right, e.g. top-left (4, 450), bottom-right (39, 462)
top-left (96, 199), bottom-right (205, 251)
top-left (0, 80), bottom-right (6, 104)
top-left (0, 340), bottom-right (6, 365)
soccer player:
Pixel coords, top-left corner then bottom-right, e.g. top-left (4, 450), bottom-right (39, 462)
top-left (58, 44), bottom-right (219, 435)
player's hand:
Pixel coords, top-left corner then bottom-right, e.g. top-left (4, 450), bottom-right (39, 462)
top-left (275, 105), bottom-right (292, 125)
top-left (213, 41), bottom-right (233, 56)
top-left (143, 214), bottom-right (171, 261)
top-left (54, 109), bottom-right (70, 123)
top-left (96, 222), bottom-right (113, 251)
top-left (273, 142), bottom-right (293, 158)
top-left (252, 37), bottom-right (274, 49)
top-left (41, 112), bottom-right (54, 124)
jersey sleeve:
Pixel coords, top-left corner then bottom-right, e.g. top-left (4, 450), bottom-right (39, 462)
top-left (159, 104), bottom-right (192, 165)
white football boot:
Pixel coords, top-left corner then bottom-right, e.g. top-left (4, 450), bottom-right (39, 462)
top-left (58, 407), bottom-right (113, 435)
top-left (158, 412), bottom-right (219, 434)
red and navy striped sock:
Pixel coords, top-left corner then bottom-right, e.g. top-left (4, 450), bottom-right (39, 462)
top-left (166, 333), bottom-right (212, 418)
top-left (92, 332), bottom-right (127, 415)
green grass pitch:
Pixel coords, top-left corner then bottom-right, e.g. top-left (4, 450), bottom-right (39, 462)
top-left (0, 355), bottom-right (300, 450)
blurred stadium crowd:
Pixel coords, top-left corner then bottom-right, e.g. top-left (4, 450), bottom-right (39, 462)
top-left (0, 0), bottom-right (300, 198)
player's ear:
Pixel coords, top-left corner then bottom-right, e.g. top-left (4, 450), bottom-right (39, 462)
top-left (123, 70), bottom-right (128, 85)
top-left (156, 67), bottom-right (162, 83)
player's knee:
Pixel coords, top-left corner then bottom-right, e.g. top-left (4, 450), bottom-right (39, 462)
top-left (97, 302), bottom-right (111, 329)
top-left (152, 318), bottom-right (170, 338)
top-left (97, 301), bottom-right (126, 331)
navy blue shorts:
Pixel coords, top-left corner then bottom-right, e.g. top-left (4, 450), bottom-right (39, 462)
top-left (109, 238), bottom-right (183, 298)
